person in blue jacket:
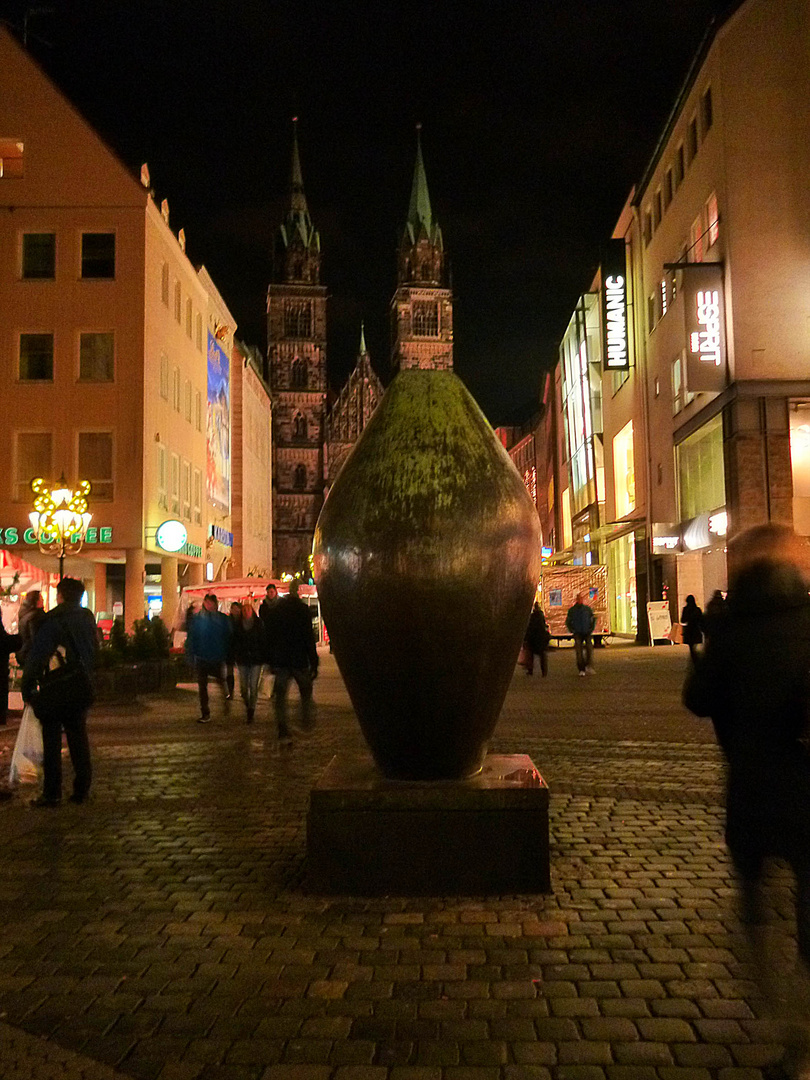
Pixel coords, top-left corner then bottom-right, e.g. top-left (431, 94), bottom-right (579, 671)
top-left (187, 593), bottom-right (232, 723)
top-left (566, 592), bottom-right (596, 676)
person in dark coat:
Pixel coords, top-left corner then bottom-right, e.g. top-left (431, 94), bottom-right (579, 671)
top-left (566, 593), bottom-right (596, 675)
top-left (0, 617), bottom-right (22, 727)
top-left (524, 602), bottom-right (551, 677)
top-left (271, 581), bottom-right (318, 741)
top-left (258, 583), bottom-right (280, 671)
top-left (21, 577), bottom-right (98, 806)
top-left (231, 602), bottom-right (266, 723)
top-left (703, 589), bottom-right (727, 641)
top-left (225, 601), bottom-right (241, 699)
top-left (683, 524), bottom-right (810, 1054)
top-left (17, 590), bottom-right (45, 668)
top-left (680, 594), bottom-right (704, 661)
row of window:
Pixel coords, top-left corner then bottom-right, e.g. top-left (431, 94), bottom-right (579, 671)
top-left (160, 263), bottom-right (205, 350)
top-left (16, 231), bottom-right (116, 280)
top-left (647, 191), bottom-right (720, 334)
top-left (156, 444), bottom-right (202, 524)
top-left (17, 331), bottom-right (114, 381)
top-left (13, 431), bottom-right (113, 502)
top-left (158, 355), bottom-right (204, 431)
top-left (643, 85), bottom-right (713, 247)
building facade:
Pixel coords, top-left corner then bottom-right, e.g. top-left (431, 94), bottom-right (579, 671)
top-left (228, 340), bottom-right (272, 579)
top-left (325, 325), bottom-right (383, 485)
top-left (267, 124), bottom-right (327, 576)
top-left (0, 28), bottom-right (234, 628)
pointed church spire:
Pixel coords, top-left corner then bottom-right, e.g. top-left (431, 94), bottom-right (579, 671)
top-left (359, 321), bottom-right (367, 356)
top-left (407, 124), bottom-right (433, 237)
top-left (289, 116), bottom-right (308, 215)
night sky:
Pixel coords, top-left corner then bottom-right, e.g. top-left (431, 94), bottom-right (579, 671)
top-left (2, 0), bottom-right (730, 422)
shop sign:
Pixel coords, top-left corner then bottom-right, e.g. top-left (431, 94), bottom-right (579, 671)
top-left (652, 535), bottom-right (680, 551)
top-left (601, 239), bottom-right (629, 371)
top-left (0, 526), bottom-right (113, 545)
top-left (683, 513), bottom-right (711, 551)
top-left (209, 524), bottom-right (233, 548)
top-left (647, 601), bottom-right (673, 642)
top-left (683, 263), bottom-right (726, 392)
top-left (181, 541), bottom-right (203, 559)
top-left (156, 519), bottom-right (188, 553)
top-left (708, 510), bottom-right (728, 537)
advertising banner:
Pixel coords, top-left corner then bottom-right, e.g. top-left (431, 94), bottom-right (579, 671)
top-left (647, 601), bottom-right (672, 643)
top-left (207, 333), bottom-right (231, 516)
top-left (682, 263), bottom-right (726, 392)
top-left (601, 239), bottom-right (629, 371)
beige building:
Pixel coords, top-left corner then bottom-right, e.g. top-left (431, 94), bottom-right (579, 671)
top-left (551, 0), bottom-right (810, 638)
top-left (0, 28), bottom-right (234, 627)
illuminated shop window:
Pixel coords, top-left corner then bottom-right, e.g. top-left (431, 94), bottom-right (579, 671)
top-left (22, 233), bottom-right (55, 279)
top-left (14, 431), bottom-right (52, 501)
top-left (790, 402), bottom-right (810, 536)
top-left (81, 233), bottom-right (115, 279)
top-left (78, 431), bottom-right (113, 500)
top-left (0, 139), bottom-right (24, 177)
top-left (612, 420), bottom-right (635, 518)
top-left (676, 414), bottom-right (725, 520)
top-left (19, 333), bottom-right (53, 380)
top-left (412, 301), bottom-right (439, 337)
top-left (79, 332), bottom-right (114, 381)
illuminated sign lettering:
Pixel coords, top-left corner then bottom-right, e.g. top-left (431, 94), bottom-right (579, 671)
top-left (601, 239), bottom-right (629, 371)
top-left (652, 535), bottom-right (680, 550)
top-left (683, 263), bottom-right (726, 392)
top-left (0, 526), bottom-right (112, 546)
top-left (708, 510), bottom-right (728, 537)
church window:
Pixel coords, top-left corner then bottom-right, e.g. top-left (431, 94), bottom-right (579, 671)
top-left (291, 357), bottom-right (307, 388)
top-left (293, 411), bottom-right (307, 440)
top-left (284, 301), bottom-right (312, 338)
top-left (421, 260), bottom-right (432, 281)
top-left (293, 463), bottom-right (307, 490)
top-left (413, 301), bottom-right (439, 337)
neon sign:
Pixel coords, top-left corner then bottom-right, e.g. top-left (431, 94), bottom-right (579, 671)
top-left (0, 526), bottom-right (112, 545)
top-left (601, 240), bottom-right (629, 371)
top-left (683, 263), bottom-right (726, 392)
top-left (690, 290), bottom-right (721, 366)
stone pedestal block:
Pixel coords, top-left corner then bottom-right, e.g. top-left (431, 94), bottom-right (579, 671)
top-left (307, 753), bottom-right (550, 895)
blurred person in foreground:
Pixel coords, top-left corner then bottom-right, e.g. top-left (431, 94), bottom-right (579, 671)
top-left (270, 580), bottom-right (319, 743)
top-left (523, 602), bottom-right (551, 677)
top-left (187, 594), bottom-right (231, 724)
top-left (684, 524), bottom-right (810, 1072)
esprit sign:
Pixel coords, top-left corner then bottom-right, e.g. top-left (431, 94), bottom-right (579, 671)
top-left (683, 263), bottom-right (726, 392)
top-left (602, 239), bottom-right (629, 371)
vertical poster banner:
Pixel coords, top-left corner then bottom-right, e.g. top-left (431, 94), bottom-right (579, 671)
top-left (207, 333), bottom-right (231, 515)
top-left (682, 263), bottom-right (726, 392)
top-left (601, 238), bottom-right (629, 371)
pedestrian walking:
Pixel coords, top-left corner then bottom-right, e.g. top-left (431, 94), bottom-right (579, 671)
top-left (0, 616), bottom-right (21, 727)
top-left (684, 524), bottom-right (810, 1070)
top-left (704, 589), bottom-right (727, 641)
top-left (524, 602), bottom-right (550, 677)
top-left (17, 590), bottom-right (45, 668)
top-left (566, 592), bottom-right (595, 676)
top-left (680, 594), bottom-right (704, 662)
top-left (232, 601), bottom-right (266, 723)
top-left (186, 594), bottom-right (232, 724)
top-left (21, 577), bottom-right (97, 807)
top-left (225, 600), bottom-right (241, 699)
top-left (271, 580), bottom-right (318, 742)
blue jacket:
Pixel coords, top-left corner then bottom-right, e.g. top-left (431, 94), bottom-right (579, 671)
top-left (566, 602), bottom-right (595, 636)
top-left (187, 609), bottom-right (232, 663)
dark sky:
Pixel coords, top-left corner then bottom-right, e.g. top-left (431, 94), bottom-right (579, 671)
top-left (2, 0), bottom-right (729, 422)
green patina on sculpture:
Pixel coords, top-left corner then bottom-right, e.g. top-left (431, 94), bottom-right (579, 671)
top-left (314, 369), bottom-right (542, 781)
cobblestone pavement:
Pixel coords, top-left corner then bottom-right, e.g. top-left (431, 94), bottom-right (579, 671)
top-left (0, 644), bottom-right (799, 1080)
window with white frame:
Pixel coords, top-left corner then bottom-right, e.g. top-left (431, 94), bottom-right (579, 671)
top-left (14, 431), bottom-right (51, 500)
top-left (78, 431), bottom-right (113, 500)
top-left (170, 453), bottom-right (180, 514)
top-left (157, 444), bottom-right (168, 509)
top-left (193, 468), bottom-right (202, 524)
top-left (182, 459), bottom-right (191, 519)
top-left (172, 366), bottom-right (181, 412)
top-left (159, 354), bottom-right (169, 399)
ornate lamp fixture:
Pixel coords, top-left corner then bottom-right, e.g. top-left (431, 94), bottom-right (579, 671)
top-left (29, 474), bottom-right (93, 581)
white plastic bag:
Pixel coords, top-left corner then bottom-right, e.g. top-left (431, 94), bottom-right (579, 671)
top-left (10, 704), bottom-right (43, 784)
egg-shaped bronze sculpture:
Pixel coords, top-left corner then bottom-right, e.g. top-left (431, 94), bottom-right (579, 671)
top-left (313, 369), bottom-right (542, 781)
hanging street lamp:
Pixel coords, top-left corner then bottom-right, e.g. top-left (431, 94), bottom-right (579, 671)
top-left (29, 475), bottom-right (93, 582)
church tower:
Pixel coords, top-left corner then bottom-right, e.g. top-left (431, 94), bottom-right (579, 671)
top-left (391, 126), bottom-right (453, 374)
top-left (325, 323), bottom-right (384, 485)
top-left (267, 120), bottom-right (327, 576)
